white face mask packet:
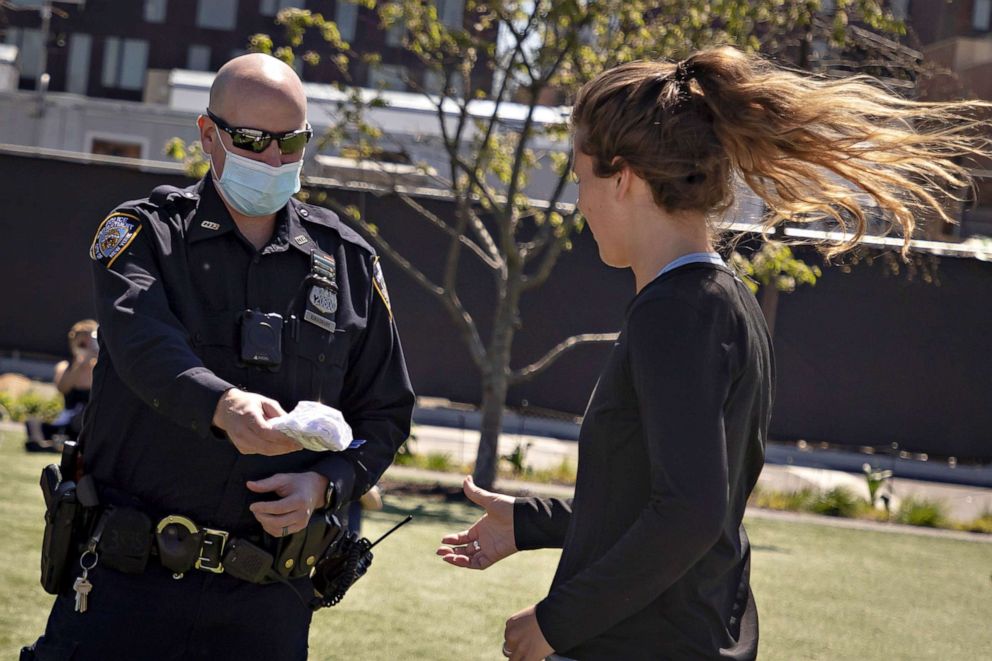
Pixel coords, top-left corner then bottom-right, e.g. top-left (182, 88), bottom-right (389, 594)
top-left (269, 400), bottom-right (354, 452)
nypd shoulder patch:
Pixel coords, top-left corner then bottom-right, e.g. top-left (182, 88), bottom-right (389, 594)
top-left (372, 256), bottom-right (392, 319)
top-left (90, 212), bottom-right (142, 268)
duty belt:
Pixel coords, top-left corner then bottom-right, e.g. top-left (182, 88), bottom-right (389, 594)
top-left (155, 514), bottom-right (232, 575)
top-left (91, 505), bottom-right (343, 585)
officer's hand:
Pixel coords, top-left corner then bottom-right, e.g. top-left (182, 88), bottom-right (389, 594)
top-left (247, 471), bottom-right (329, 537)
top-left (436, 476), bottom-right (517, 570)
top-left (212, 388), bottom-right (301, 456)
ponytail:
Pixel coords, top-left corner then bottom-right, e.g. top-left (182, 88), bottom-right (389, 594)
top-left (573, 46), bottom-right (992, 257)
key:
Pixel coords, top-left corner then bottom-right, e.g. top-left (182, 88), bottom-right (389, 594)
top-left (73, 574), bottom-right (93, 613)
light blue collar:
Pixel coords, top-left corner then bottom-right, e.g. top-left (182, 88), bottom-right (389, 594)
top-left (656, 251), bottom-right (725, 278)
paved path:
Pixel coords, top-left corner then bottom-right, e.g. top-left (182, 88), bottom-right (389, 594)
top-left (409, 424), bottom-right (992, 521)
top-left (383, 465), bottom-right (992, 544)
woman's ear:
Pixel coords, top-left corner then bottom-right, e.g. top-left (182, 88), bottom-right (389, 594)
top-left (614, 161), bottom-right (634, 200)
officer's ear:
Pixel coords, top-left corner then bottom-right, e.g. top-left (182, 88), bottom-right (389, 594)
top-left (197, 115), bottom-right (216, 151)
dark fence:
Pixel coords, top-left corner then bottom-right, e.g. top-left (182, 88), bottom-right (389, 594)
top-left (1, 149), bottom-right (989, 460)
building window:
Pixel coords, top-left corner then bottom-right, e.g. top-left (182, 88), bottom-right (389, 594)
top-left (4, 27), bottom-right (44, 79)
top-left (260, 0), bottom-right (304, 16)
top-left (66, 33), bottom-right (91, 94)
top-left (90, 137), bottom-right (144, 159)
top-left (385, 19), bottom-right (405, 47)
top-left (187, 44), bottom-right (211, 71)
top-left (423, 68), bottom-right (463, 96)
top-left (335, 1), bottom-right (359, 42)
top-left (102, 37), bottom-right (149, 90)
top-left (889, 0), bottom-right (909, 21)
top-left (144, 0), bottom-right (167, 23)
top-left (368, 63), bottom-right (407, 91)
top-left (435, 0), bottom-right (463, 28)
top-left (974, 0), bottom-right (992, 30)
top-left (196, 0), bottom-right (238, 30)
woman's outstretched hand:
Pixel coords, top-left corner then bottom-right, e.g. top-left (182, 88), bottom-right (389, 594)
top-left (436, 476), bottom-right (517, 570)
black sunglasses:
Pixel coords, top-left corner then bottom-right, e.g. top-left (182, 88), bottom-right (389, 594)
top-left (207, 109), bottom-right (313, 155)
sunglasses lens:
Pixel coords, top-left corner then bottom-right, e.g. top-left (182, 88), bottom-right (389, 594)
top-left (277, 131), bottom-right (310, 155)
top-left (231, 132), bottom-right (270, 153)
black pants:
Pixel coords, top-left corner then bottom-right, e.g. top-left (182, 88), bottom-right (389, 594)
top-left (24, 559), bottom-right (314, 660)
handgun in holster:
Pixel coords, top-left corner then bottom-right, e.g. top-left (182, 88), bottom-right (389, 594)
top-left (39, 441), bottom-right (99, 595)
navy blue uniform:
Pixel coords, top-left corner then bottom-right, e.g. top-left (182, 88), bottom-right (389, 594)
top-left (28, 175), bottom-right (414, 660)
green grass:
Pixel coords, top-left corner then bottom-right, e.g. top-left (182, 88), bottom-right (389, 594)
top-left (1, 429), bottom-right (990, 660)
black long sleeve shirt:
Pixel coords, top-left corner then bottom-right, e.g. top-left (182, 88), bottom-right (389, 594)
top-left (82, 176), bottom-right (414, 535)
top-left (514, 263), bottom-right (773, 660)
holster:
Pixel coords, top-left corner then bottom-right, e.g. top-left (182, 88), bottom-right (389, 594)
top-left (38, 465), bottom-right (98, 595)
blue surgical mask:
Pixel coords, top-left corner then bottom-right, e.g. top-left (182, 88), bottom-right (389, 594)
top-left (211, 139), bottom-right (303, 216)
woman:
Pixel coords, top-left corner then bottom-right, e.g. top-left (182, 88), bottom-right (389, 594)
top-left (25, 319), bottom-right (98, 452)
top-left (437, 46), bottom-right (989, 660)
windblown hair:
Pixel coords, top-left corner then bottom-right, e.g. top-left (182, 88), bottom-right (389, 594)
top-left (572, 46), bottom-right (992, 256)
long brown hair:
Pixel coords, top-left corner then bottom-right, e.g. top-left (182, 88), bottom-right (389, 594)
top-left (572, 47), bottom-right (992, 257)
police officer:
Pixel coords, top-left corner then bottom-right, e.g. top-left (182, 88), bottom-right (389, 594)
top-left (24, 54), bottom-right (414, 660)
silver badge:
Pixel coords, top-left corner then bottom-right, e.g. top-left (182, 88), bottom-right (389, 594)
top-left (308, 285), bottom-right (337, 315)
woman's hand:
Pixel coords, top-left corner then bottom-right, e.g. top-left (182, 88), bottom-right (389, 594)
top-left (503, 604), bottom-right (554, 660)
top-left (436, 476), bottom-right (517, 570)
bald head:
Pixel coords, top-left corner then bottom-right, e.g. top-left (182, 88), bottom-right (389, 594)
top-left (209, 53), bottom-right (307, 130)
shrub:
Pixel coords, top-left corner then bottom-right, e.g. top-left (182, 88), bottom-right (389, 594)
top-left (500, 441), bottom-right (532, 477)
top-left (750, 487), bottom-right (817, 512)
top-left (896, 498), bottom-right (947, 528)
top-left (0, 390), bottom-right (63, 422)
top-left (529, 458), bottom-right (577, 485)
top-left (424, 452), bottom-right (453, 472)
top-left (955, 513), bottom-right (992, 535)
top-left (808, 488), bottom-right (865, 518)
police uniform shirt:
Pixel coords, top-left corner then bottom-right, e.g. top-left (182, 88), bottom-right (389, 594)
top-left (513, 263), bottom-right (773, 660)
top-left (84, 174), bottom-right (414, 535)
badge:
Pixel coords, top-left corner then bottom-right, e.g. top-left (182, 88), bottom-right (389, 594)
top-left (308, 285), bottom-right (338, 315)
top-left (90, 212), bottom-right (141, 268)
top-left (372, 256), bottom-right (392, 319)
top-left (200, 220), bottom-right (220, 230)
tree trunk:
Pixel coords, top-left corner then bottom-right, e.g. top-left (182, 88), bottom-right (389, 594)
top-left (472, 271), bottom-right (521, 489)
top-left (473, 367), bottom-right (509, 489)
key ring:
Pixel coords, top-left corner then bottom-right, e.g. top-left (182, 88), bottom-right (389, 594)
top-left (79, 549), bottom-right (99, 571)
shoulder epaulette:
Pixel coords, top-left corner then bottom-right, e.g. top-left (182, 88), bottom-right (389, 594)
top-left (296, 200), bottom-right (376, 255)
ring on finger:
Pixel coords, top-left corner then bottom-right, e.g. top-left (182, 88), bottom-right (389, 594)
top-left (472, 539), bottom-right (481, 552)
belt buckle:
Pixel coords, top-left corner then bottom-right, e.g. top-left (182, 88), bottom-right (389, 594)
top-left (195, 527), bottom-right (229, 574)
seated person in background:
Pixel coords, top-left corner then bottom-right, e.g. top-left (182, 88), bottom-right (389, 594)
top-left (25, 319), bottom-right (98, 452)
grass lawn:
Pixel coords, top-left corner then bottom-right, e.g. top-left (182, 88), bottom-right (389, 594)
top-left (1, 429), bottom-right (989, 660)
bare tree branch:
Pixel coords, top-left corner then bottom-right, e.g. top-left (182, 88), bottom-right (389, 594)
top-left (396, 192), bottom-right (501, 270)
top-left (465, 204), bottom-right (502, 265)
top-left (509, 333), bottom-right (620, 384)
top-left (346, 208), bottom-right (486, 369)
top-left (521, 153), bottom-right (576, 262)
top-left (521, 231), bottom-right (567, 292)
